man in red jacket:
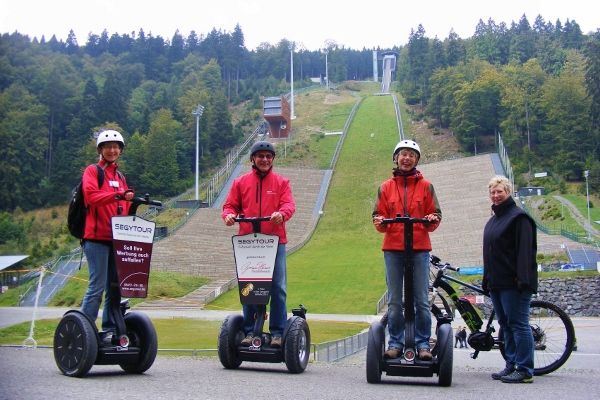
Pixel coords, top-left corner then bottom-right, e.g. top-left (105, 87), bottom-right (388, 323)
top-left (222, 141), bottom-right (296, 348)
top-left (372, 139), bottom-right (442, 361)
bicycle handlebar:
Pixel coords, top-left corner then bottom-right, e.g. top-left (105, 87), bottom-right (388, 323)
top-left (430, 255), bottom-right (460, 272)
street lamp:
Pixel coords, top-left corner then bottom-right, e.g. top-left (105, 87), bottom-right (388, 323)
top-left (324, 49), bottom-right (329, 90)
top-left (584, 170), bottom-right (591, 240)
top-left (289, 45), bottom-right (295, 119)
top-left (192, 104), bottom-right (205, 201)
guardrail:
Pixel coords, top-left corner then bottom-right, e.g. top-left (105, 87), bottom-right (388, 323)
top-left (312, 330), bottom-right (369, 362)
top-left (391, 94), bottom-right (405, 140)
top-left (329, 97), bottom-right (363, 170)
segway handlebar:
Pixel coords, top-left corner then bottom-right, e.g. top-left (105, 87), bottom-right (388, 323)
top-left (233, 215), bottom-right (272, 223)
top-left (380, 214), bottom-right (431, 226)
top-left (127, 193), bottom-right (163, 216)
top-left (430, 254), bottom-right (460, 273)
top-left (233, 215), bottom-right (271, 234)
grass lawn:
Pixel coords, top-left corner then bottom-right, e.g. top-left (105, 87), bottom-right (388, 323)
top-left (0, 318), bottom-right (368, 351)
top-left (46, 268), bottom-right (208, 308)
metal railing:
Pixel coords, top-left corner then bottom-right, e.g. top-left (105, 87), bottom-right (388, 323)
top-left (496, 133), bottom-right (514, 189)
top-left (312, 330), bottom-right (369, 362)
top-left (329, 97), bottom-right (363, 170)
top-left (392, 94), bottom-right (405, 140)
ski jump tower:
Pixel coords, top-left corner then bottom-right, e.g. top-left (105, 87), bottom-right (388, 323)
top-left (263, 96), bottom-right (291, 138)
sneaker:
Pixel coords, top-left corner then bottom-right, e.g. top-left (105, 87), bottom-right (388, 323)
top-left (418, 348), bottom-right (433, 361)
top-left (240, 333), bottom-right (253, 346)
top-left (100, 332), bottom-right (114, 346)
top-left (384, 348), bottom-right (401, 359)
top-left (491, 366), bottom-right (514, 380)
top-left (500, 369), bottom-right (533, 384)
top-left (271, 336), bottom-right (282, 348)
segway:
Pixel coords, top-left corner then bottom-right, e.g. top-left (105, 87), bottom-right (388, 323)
top-left (53, 194), bottom-right (162, 377)
top-left (366, 214), bottom-right (453, 386)
top-left (218, 216), bottom-right (310, 373)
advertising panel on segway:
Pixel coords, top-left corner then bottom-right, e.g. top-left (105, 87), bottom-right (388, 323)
top-left (232, 231), bottom-right (279, 305)
top-left (218, 216), bottom-right (310, 373)
top-left (53, 194), bottom-right (162, 377)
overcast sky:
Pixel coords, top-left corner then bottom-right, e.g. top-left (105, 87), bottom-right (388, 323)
top-left (1, 0), bottom-right (598, 50)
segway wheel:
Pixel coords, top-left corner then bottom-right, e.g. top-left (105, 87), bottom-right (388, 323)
top-left (284, 317), bottom-right (311, 373)
top-left (436, 323), bottom-right (453, 387)
top-left (218, 314), bottom-right (244, 369)
top-left (366, 321), bottom-right (384, 383)
top-left (119, 312), bottom-right (158, 374)
top-left (53, 311), bottom-right (98, 377)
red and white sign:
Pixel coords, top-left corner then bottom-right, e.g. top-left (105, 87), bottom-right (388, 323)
top-left (111, 216), bottom-right (155, 298)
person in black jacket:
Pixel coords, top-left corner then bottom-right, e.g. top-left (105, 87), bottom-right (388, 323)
top-left (459, 326), bottom-right (468, 348)
top-left (482, 176), bottom-right (538, 384)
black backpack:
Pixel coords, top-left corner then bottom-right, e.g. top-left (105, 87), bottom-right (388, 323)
top-left (67, 164), bottom-right (105, 239)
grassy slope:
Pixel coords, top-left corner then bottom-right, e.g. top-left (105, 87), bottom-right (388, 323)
top-left (208, 92), bottom-right (400, 314)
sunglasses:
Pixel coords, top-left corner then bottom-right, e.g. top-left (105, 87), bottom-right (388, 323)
top-left (254, 153), bottom-right (274, 160)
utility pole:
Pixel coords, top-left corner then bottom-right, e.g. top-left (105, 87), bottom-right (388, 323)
top-left (584, 170), bottom-right (591, 240)
top-left (192, 104), bottom-right (205, 201)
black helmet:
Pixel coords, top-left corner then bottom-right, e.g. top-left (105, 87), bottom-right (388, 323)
top-left (250, 141), bottom-right (276, 158)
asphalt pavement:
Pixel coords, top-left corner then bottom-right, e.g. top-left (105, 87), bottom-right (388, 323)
top-left (1, 307), bottom-right (600, 399)
top-left (1, 342), bottom-right (600, 400)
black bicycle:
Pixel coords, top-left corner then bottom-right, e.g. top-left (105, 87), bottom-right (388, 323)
top-left (429, 255), bottom-right (575, 376)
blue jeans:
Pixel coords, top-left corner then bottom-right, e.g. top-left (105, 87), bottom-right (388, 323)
top-left (243, 244), bottom-right (287, 337)
top-left (81, 241), bottom-right (117, 332)
top-left (490, 289), bottom-right (534, 376)
top-left (384, 250), bottom-right (431, 350)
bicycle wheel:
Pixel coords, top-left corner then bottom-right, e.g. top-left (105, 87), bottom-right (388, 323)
top-left (499, 300), bottom-right (575, 375)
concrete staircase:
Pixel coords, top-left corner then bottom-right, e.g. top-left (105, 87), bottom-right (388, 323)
top-left (138, 167), bottom-right (326, 308)
top-left (418, 154), bottom-right (495, 267)
top-left (419, 154), bottom-right (580, 268)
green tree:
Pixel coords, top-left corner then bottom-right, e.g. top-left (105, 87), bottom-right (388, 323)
top-left (402, 24), bottom-right (430, 104)
top-left (0, 84), bottom-right (49, 210)
top-left (140, 109), bottom-right (180, 195)
top-left (445, 30), bottom-right (466, 67)
top-left (123, 131), bottom-right (147, 191)
top-left (499, 60), bottom-right (546, 173)
top-left (584, 35), bottom-right (600, 160)
top-left (451, 64), bottom-right (503, 152)
top-left (539, 52), bottom-right (591, 179)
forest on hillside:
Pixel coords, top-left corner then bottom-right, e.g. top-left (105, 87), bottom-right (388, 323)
top-left (0, 14), bottom-right (598, 219)
top-left (396, 15), bottom-right (600, 191)
top-left (0, 24), bottom-right (376, 214)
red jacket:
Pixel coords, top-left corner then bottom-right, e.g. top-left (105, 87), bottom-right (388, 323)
top-left (222, 168), bottom-right (295, 244)
top-left (83, 159), bottom-right (131, 242)
top-left (373, 170), bottom-right (441, 251)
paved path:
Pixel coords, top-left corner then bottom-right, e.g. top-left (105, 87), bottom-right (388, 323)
top-left (554, 195), bottom-right (599, 237)
top-left (1, 316), bottom-right (599, 400)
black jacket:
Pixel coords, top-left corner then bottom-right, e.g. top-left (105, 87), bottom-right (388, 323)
top-left (482, 196), bottom-right (538, 293)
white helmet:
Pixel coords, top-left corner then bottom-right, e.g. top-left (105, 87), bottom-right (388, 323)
top-left (393, 139), bottom-right (421, 161)
top-left (96, 130), bottom-right (124, 149)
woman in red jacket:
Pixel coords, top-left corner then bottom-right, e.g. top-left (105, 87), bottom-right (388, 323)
top-left (372, 140), bottom-right (442, 361)
top-left (81, 130), bottom-right (134, 341)
top-left (222, 141), bottom-right (295, 348)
